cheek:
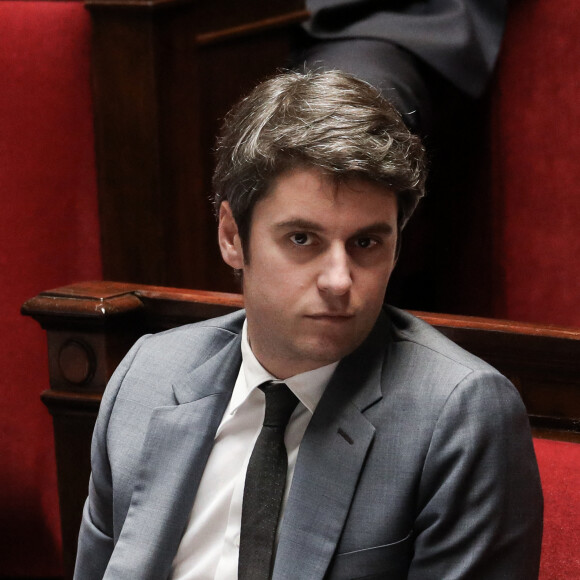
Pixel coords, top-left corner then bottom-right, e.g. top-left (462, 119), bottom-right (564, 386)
top-left (257, 251), bottom-right (314, 288)
top-left (358, 263), bottom-right (393, 289)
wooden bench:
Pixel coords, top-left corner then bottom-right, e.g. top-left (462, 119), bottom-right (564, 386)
top-left (22, 281), bottom-right (580, 579)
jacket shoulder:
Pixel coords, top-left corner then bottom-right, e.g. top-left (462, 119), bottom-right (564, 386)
top-left (380, 305), bottom-right (521, 414)
top-left (385, 305), bottom-right (496, 374)
top-left (103, 309), bottom-right (245, 408)
top-left (133, 308), bottom-right (245, 365)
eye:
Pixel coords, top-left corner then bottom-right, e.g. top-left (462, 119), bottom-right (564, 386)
top-left (354, 237), bottom-right (378, 249)
top-left (289, 232), bottom-right (313, 246)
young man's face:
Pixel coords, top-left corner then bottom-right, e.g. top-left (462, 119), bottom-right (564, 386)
top-left (219, 167), bottom-right (398, 379)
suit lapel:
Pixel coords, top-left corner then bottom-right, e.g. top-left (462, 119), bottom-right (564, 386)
top-left (105, 334), bottom-right (242, 580)
top-left (274, 312), bottom-right (390, 580)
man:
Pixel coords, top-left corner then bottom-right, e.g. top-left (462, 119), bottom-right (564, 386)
top-left (74, 70), bottom-right (543, 579)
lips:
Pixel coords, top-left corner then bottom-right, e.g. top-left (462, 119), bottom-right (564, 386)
top-left (306, 313), bottom-right (354, 320)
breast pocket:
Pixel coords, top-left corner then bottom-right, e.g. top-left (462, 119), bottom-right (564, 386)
top-left (325, 531), bottom-right (413, 580)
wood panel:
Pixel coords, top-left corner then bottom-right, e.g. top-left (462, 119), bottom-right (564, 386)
top-left (87, 0), bottom-right (307, 291)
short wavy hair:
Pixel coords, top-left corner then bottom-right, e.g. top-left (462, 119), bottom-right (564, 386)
top-left (212, 70), bottom-right (427, 253)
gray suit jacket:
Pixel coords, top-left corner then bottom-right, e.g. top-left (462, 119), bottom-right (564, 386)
top-left (75, 306), bottom-right (542, 579)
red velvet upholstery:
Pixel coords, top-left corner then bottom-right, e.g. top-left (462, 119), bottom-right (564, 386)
top-left (489, 0), bottom-right (580, 327)
top-left (534, 439), bottom-right (580, 579)
top-left (0, 2), bottom-right (100, 575)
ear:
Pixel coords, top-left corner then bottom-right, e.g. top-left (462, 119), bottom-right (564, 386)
top-left (218, 202), bottom-right (245, 269)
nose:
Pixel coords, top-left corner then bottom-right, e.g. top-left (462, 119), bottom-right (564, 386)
top-left (317, 244), bottom-right (352, 296)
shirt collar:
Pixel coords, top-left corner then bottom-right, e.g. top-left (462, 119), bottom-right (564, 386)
top-left (231, 320), bottom-right (339, 415)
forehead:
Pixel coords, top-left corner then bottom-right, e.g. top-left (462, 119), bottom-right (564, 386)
top-left (253, 167), bottom-right (397, 224)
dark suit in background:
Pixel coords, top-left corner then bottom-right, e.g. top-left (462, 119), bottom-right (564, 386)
top-left (295, 0), bottom-right (509, 133)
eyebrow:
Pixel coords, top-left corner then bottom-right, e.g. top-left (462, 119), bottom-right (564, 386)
top-left (274, 218), bottom-right (394, 237)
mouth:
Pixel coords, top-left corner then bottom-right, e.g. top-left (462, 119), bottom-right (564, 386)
top-left (306, 313), bottom-right (355, 321)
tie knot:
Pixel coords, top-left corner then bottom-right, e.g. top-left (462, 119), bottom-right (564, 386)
top-left (259, 382), bottom-right (299, 428)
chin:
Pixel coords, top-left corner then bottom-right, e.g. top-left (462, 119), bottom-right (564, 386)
top-left (299, 339), bottom-right (360, 366)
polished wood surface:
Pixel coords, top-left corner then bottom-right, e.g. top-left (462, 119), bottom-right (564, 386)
top-left (22, 281), bottom-right (580, 577)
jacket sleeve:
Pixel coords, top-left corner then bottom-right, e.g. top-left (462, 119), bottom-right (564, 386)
top-left (303, 0), bottom-right (509, 97)
top-left (73, 336), bottom-right (149, 580)
top-left (408, 369), bottom-right (543, 579)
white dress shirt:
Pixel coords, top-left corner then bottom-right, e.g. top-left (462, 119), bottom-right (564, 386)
top-left (171, 321), bottom-right (338, 579)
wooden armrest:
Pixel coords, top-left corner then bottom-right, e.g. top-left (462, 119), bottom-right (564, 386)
top-left (23, 280), bottom-right (580, 439)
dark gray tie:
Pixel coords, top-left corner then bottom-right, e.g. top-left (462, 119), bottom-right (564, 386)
top-left (238, 381), bottom-right (299, 580)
